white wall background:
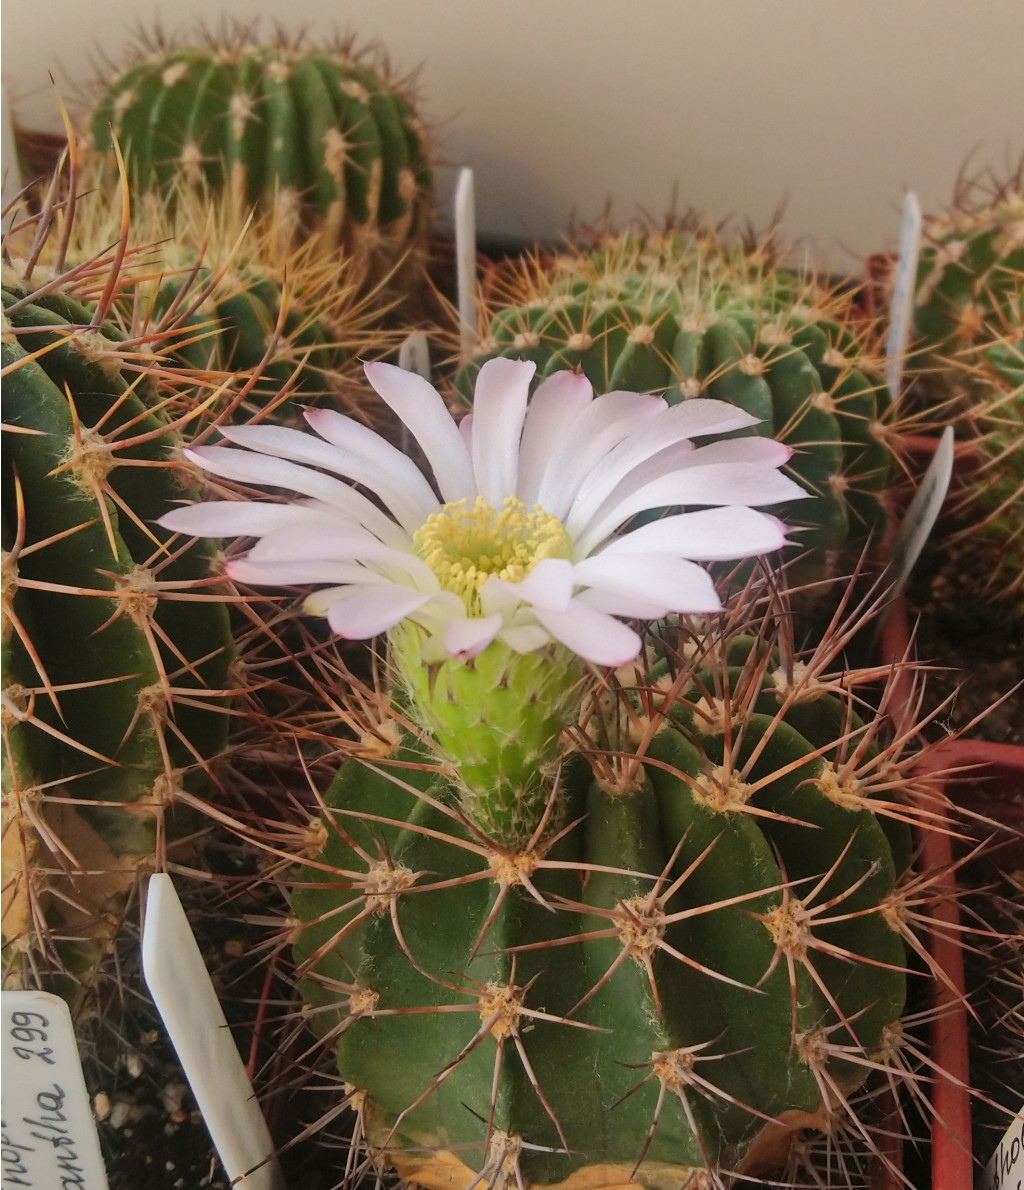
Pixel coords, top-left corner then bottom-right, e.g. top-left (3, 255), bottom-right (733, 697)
top-left (3, 0), bottom-right (1023, 269)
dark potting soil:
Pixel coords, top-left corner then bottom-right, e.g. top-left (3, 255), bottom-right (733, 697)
top-left (904, 530), bottom-right (1024, 747)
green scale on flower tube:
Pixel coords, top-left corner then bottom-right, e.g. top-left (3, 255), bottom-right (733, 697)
top-left (392, 495), bottom-right (581, 847)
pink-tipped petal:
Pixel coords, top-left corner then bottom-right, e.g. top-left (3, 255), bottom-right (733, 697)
top-left (323, 583), bottom-right (436, 639)
top-left (531, 600), bottom-right (643, 667)
top-left (443, 613), bottom-right (504, 658)
top-left (597, 507), bottom-right (789, 561)
top-left (157, 500), bottom-right (328, 537)
top-left (574, 462), bottom-right (808, 557)
top-left (363, 361), bottom-right (476, 503)
top-left (517, 370), bottom-right (594, 505)
top-left (470, 358), bottom-right (534, 506)
top-left (534, 391), bottom-right (666, 520)
top-left (574, 553), bottom-right (723, 614)
top-left (483, 558), bottom-right (574, 613)
top-left (180, 445), bottom-right (409, 548)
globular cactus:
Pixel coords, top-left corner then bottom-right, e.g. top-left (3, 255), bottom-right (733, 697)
top-left (286, 593), bottom-right (939, 1190)
top-left (26, 180), bottom-right (409, 428)
top-left (1, 168), bottom-right (235, 981)
top-left (912, 169), bottom-right (1024, 381)
top-left (456, 228), bottom-right (894, 574)
top-left (83, 27), bottom-right (435, 281)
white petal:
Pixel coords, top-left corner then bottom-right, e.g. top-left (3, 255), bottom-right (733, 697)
top-left (532, 600), bottom-right (643, 666)
top-left (323, 583), bottom-right (436, 638)
top-left (497, 622), bottom-right (554, 654)
top-left (245, 526), bottom-right (439, 587)
top-left (676, 436), bottom-right (793, 468)
top-left (481, 558), bottom-right (574, 614)
top-left (574, 588), bottom-right (670, 619)
top-left (517, 371), bottom-right (594, 505)
top-left (443, 613), bottom-right (503, 658)
top-left (597, 507), bottom-right (789, 561)
top-left (562, 399), bottom-right (768, 540)
top-left (652, 396), bottom-right (762, 439)
top-left (157, 500), bottom-right (335, 537)
top-left (533, 391), bottom-right (666, 520)
top-left (572, 553), bottom-right (722, 614)
top-left (228, 558), bottom-right (388, 588)
top-left (216, 422), bottom-right (434, 535)
top-left (574, 462), bottom-right (808, 558)
top-left (470, 358), bottom-right (534, 506)
top-left (181, 446), bottom-right (408, 548)
top-left (363, 362), bottom-right (476, 503)
top-left (303, 408), bottom-right (441, 526)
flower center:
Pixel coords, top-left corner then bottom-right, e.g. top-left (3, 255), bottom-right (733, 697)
top-left (414, 496), bottom-right (570, 612)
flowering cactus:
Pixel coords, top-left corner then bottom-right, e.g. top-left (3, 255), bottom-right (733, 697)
top-left (161, 355), bottom-right (966, 1184)
top-left (456, 229), bottom-right (893, 573)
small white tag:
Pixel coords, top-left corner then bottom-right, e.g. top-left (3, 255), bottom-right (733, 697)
top-left (886, 424), bottom-right (955, 597)
top-left (978, 1105), bottom-right (1023, 1190)
top-left (454, 167), bottom-right (478, 359)
top-left (142, 874), bottom-right (284, 1190)
top-left (398, 330), bottom-right (432, 381)
top-left (1, 989), bottom-right (110, 1190)
top-left (884, 191), bottom-right (923, 403)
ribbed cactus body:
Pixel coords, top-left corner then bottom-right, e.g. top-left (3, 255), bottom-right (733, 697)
top-left (291, 632), bottom-right (911, 1187)
top-left (960, 324), bottom-right (1024, 606)
top-left (914, 186), bottom-right (1024, 369)
top-left (1, 271), bottom-right (232, 970)
top-left (86, 39), bottom-right (434, 269)
top-left (457, 234), bottom-right (892, 569)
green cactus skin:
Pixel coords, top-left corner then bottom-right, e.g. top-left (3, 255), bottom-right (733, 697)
top-left (956, 320), bottom-right (1024, 608)
top-left (455, 232), bottom-right (893, 574)
top-left (289, 618), bottom-right (917, 1189)
top-left (913, 182), bottom-right (1024, 373)
top-left (85, 36), bottom-right (434, 272)
top-left (1, 265), bottom-right (233, 976)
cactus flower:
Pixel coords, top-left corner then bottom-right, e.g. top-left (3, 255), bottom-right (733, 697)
top-left (160, 357), bottom-right (804, 667)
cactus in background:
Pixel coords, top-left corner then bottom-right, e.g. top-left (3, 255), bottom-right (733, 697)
top-left (950, 300), bottom-right (1024, 607)
top-left (1, 160), bottom-right (235, 982)
top-left (912, 169), bottom-right (1024, 380)
top-left (84, 27), bottom-right (435, 283)
top-left (22, 180), bottom-right (409, 428)
top-left (456, 228), bottom-right (894, 573)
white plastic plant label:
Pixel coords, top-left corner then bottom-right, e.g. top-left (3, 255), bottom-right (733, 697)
top-left (1, 988), bottom-right (110, 1190)
top-left (455, 167), bottom-right (478, 358)
top-left (885, 424), bottom-right (955, 598)
top-left (978, 1105), bottom-right (1023, 1190)
top-left (884, 190), bottom-right (923, 403)
top-left (142, 874), bottom-right (284, 1190)
top-left (398, 330), bottom-right (432, 381)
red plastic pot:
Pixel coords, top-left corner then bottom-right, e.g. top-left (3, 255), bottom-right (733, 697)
top-left (877, 573), bottom-right (1024, 1190)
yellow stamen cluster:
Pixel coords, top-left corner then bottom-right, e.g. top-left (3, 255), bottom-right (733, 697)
top-left (414, 495), bottom-right (570, 613)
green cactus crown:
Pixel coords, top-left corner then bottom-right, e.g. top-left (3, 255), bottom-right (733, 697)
top-left (83, 25), bottom-right (435, 272)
